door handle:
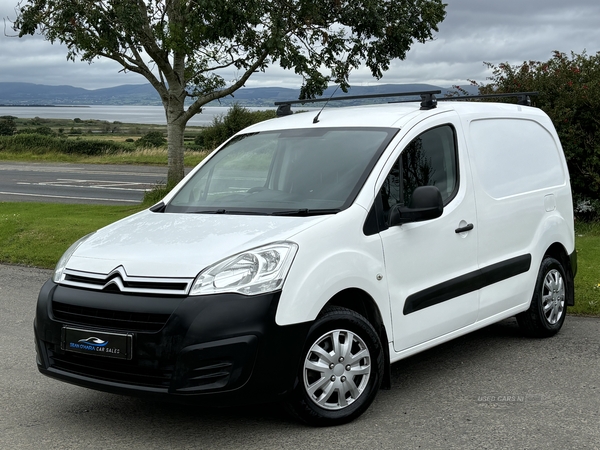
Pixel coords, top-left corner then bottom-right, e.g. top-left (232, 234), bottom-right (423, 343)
top-left (455, 223), bottom-right (474, 233)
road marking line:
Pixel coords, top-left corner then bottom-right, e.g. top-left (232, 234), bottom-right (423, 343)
top-left (55, 178), bottom-right (149, 185)
top-left (16, 181), bottom-right (148, 192)
top-left (0, 165), bottom-right (167, 177)
top-left (0, 191), bottom-right (140, 203)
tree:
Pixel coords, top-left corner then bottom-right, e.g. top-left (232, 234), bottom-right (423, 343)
top-left (476, 51), bottom-right (600, 204)
top-left (12, 0), bottom-right (446, 185)
top-left (195, 103), bottom-right (277, 149)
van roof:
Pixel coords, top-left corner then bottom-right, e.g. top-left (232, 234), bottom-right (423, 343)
top-left (245, 99), bottom-right (546, 132)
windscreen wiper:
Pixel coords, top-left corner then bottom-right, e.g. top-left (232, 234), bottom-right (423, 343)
top-left (190, 209), bottom-right (267, 215)
top-left (270, 208), bottom-right (341, 216)
top-left (188, 209), bottom-right (228, 214)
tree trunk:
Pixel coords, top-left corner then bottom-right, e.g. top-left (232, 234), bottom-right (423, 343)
top-left (166, 118), bottom-right (186, 186)
top-left (165, 92), bottom-right (187, 186)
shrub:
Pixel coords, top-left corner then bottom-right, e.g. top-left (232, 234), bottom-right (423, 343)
top-left (476, 50), bottom-right (600, 203)
top-left (0, 117), bottom-right (17, 136)
top-left (0, 133), bottom-right (131, 155)
top-left (63, 139), bottom-right (129, 155)
top-left (136, 131), bottom-right (166, 148)
top-left (573, 195), bottom-right (600, 222)
top-left (195, 104), bottom-right (277, 149)
top-left (0, 134), bottom-right (56, 154)
top-left (17, 126), bottom-right (56, 137)
top-left (142, 182), bottom-right (176, 207)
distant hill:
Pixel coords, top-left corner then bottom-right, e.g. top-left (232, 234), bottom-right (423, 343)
top-left (0, 82), bottom-right (161, 106)
top-left (0, 82), bottom-right (478, 107)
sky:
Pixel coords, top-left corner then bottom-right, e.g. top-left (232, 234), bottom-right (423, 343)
top-left (1, 0), bottom-right (599, 91)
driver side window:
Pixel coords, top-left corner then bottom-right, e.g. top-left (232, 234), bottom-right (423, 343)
top-left (381, 125), bottom-right (458, 218)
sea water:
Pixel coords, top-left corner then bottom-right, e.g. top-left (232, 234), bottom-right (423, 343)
top-left (0, 105), bottom-right (275, 126)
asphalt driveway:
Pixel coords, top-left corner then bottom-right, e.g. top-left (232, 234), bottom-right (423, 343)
top-left (1, 263), bottom-right (599, 449)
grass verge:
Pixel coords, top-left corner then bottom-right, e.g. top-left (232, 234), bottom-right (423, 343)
top-left (0, 201), bottom-right (598, 317)
top-left (0, 202), bottom-right (143, 268)
top-left (0, 148), bottom-right (209, 167)
top-left (572, 221), bottom-right (600, 315)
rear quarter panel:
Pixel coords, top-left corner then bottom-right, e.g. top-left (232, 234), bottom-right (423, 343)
top-left (461, 110), bottom-right (574, 320)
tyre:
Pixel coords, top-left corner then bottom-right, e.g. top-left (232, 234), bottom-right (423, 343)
top-left (517, 257), bottom-right (569, 338)
top-left (286, 307), bottom-right (384, 426)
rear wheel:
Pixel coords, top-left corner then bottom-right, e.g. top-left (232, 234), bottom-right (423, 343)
top-left (286, 307), bottom-right (384, 426)
top-left (517, 257), bottom-right (569, 337)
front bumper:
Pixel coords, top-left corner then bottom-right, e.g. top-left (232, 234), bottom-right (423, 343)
top-left (34, 280), bottom-right (310, 405)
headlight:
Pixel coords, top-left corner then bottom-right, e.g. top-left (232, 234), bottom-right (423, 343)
top-left (52, 233), bottom-right (95, 283)
top-left (190, 242), bottom-right (298, 296)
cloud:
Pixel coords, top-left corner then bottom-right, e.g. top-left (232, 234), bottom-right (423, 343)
top-left (1, 0), bottom-right (599, 90)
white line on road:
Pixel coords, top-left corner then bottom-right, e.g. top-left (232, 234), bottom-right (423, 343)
top-left (0, 164), bottom-right (166, 178)
top-left (0, 191), bottom-right (140, 203)
top-left (17, 181), bottom-right (148, 192)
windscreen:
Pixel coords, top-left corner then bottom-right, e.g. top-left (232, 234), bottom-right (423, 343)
top-left (166, 127), bottom-right (396, 215)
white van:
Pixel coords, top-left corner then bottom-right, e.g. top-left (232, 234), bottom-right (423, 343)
top-left (35, 91), bottom-right (576, 426)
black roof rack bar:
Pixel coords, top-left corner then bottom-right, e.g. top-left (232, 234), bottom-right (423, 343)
top-left (273, 90), bottom-right (538, 118)
top-left (274, 90), bottom-right (442, 106)
top-left (438, 92), bottom-right (539, 106)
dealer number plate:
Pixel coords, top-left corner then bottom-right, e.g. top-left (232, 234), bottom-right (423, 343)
top-left (61, 327), bottom-right (133, 360)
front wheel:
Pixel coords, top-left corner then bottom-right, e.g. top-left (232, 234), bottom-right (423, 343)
top-left (517, 257), bottom-right (570, 337)
top-left (286, 307), bottom-right (384, 426)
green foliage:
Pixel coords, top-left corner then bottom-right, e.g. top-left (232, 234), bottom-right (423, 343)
top-left (142, 182), bottom-right (177, 207)
top-left (0, 117), bottom-right (17, 136)
top-left (17, 126), bottom-right (56, 137)
top-left (195, 104), bottom-right (277, 149)
top-left (0, 134), bottom-right (133, 155)
top-left (574, 197), bottom-right (600, 222)
top-left (477, 51), bottom-right (600, 212)
top-left (572, 221), bottom-right (600, 315)
top-left (136, 131), bottom-right (167, 148)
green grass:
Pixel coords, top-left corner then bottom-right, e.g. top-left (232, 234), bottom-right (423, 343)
top-left (1, 200), bottom-right (599, 317)
top-left (0, 148), bottom-right (209, 166)
top-left (572, 222), bottom-right (600, 315)
top-left (0, 202), bottom-right (143, 268)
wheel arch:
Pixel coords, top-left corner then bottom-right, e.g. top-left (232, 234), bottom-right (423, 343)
top-left (323, 288), bottom-right (392, 389)
top-left (543, 242), bottom-right (575, 306)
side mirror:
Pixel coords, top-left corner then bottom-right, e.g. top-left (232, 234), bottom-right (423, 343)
top-left (389, 186), bottom-right (444, 226)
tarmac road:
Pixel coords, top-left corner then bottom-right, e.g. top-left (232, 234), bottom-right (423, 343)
top-left (1, 263), bottom-right (599, 449)
top-left (0, 162), bottom-right (172, 204)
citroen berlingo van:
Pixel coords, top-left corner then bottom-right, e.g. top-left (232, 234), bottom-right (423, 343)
top-left (35, 91), bottom-right (576, 426)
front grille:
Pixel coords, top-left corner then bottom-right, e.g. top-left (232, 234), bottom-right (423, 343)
top-left (48, 347), bottom-right (174, 389)
top-left (60, 267), bottom-right (194, 296)
top-left (52, 301), bottom-right (170, 332)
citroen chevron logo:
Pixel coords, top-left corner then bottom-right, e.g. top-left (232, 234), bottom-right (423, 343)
top-left (104, 266), bottom-right (128, 292)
